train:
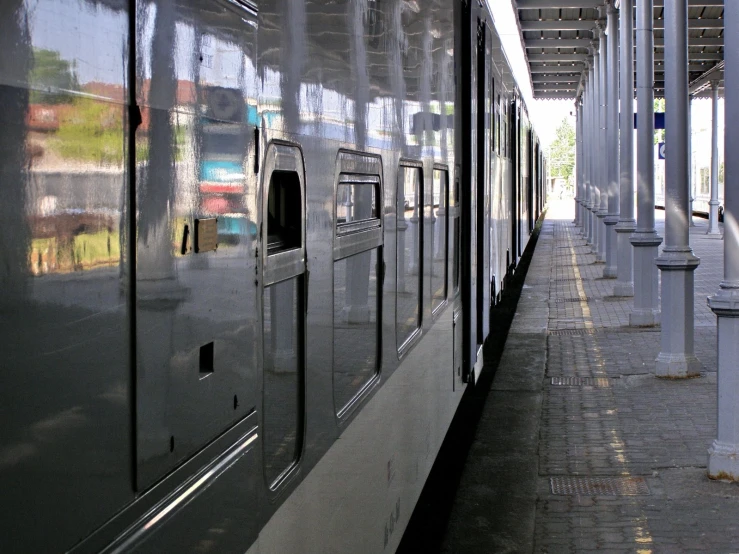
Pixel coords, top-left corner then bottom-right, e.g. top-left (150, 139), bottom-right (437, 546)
top-left (0, 0), bottom-right (546, 552)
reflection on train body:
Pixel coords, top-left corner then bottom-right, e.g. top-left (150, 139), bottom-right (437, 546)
top-left (0, 0), bottom-right (545, 551)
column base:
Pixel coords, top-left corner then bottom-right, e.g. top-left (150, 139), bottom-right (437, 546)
top-left (655, 352), bottom-right (701, 378)
top-left (707, 200), bottom-right (722, 235)
top-left (654, 249), bottom-right (700, 378)
top-left (629, 309), bottom-right (660, 327)
top-left (630, 231), bottom-right (663, 327)
top-left (596, 210), bottom-right (607, 262)
top-left (613, 282), bottom-right (634, 297)
top-left (342, 304), bottom-right (370, 324)
top-left (603, 216), bottom-right (619, 278)
top-left (613, 220), bottom-right (636, 297)
top-left (708, 441), bottom-right (739, 481)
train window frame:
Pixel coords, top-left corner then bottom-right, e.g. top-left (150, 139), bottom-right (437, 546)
top-left (451, 169), bottom-right (461, 296)
top-left (396, 159), bottom-right (424, 357)
top-left (431, 164), bottom-right (449, 317)
top-left (336, 175), bottom-right (381, 235)
top-left (259, 140), bottom-right (307, 493)
top-left (333, 150), bottom-right (384, 261)
top-left (331, 150), bottom-right (384, 421)
top-left (262, 142), bottom-right (306, 286)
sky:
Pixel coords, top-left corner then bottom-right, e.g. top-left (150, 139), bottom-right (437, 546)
top-left (487, 0), bottom-right (575, 149)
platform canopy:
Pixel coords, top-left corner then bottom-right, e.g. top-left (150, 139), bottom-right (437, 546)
top-left (515, 0), bottom-right (724, 99)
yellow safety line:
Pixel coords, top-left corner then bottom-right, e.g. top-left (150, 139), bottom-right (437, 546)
top-left (563, 221), bottom-right (653, 553)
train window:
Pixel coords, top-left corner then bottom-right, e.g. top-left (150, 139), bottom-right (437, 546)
top-left (336, 175), bottom-right (380, 234)
top-left (332, 151), bottom-right (383, 417)
top-left (263, 276), bottom-right (304, 487)
top-left (333, 248), bottom-right (380, 415)
top-left (431, 167), bottom-right (449, 313)
top-left (267, 171), bottom-right (302, 254)
top-left (396, 163), bottom-right (423, 352)
top-left (451, 171), bottom-right (461, 294)
top-left (495, 94), bottom-right (501, 155)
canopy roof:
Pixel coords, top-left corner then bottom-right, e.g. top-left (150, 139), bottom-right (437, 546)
top-left (515, 0), bottom-right (724, 100)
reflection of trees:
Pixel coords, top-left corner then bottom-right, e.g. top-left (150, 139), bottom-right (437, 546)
top-left (0, 1), bottom-right (32, 305)
top-left (29, 48), bottom-right (79, 104)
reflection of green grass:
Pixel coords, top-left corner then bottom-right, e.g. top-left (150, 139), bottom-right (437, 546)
top-left (53, 97), bottom-right (124, 164)
top-left (74, 230), bottom-right (119, 267)
top-left (30, 230), bottom-right (120, 274)
top-left (52, 97), bottom-right (187, 163)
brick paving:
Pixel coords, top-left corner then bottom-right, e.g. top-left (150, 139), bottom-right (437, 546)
top-left (439, 199), bottom-right (739, 553)
top-left (536, 202), bottom-right (739, 553)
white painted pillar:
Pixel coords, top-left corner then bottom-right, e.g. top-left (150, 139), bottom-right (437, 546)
top-left (654, 0), bottom-right (701, 378)
top-left (708, 0), bottom-right (739, 481)
top-left (596, 23), bottom-right (608, 263)
top-left (707, 80), bottom-right (722, 235)
top-left (630, 0), bottom-right (661, 327)
top-left (614, 0), bottom-right (635, 296)
top-left (604, 0), bottom-right (620, 278)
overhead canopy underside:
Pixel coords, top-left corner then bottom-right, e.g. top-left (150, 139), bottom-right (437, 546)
top-left (515, 0), bottom-right (724, 100)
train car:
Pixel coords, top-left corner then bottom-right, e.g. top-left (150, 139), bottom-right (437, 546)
top-left (0, 0), bottom-right (545, 552)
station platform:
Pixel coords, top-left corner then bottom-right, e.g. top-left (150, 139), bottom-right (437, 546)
top-left (406, 200), bottom-right (739, 553)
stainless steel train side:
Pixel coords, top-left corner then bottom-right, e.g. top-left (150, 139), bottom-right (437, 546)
top-left (0, 1), bottom-right (545, 552)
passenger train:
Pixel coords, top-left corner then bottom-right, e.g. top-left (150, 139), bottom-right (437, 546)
top-left (0, 0), bottom-right (545, 551)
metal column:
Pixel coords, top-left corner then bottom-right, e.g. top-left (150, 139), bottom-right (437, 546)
top-left (575, 99), bottom-right (583, 227)
top-left (604, 0), bottom-right (620, 278)
top-left (596, 23), bottom-right (608, 263)
top-left (591, 45), bottom-right (602, 252)
top-left (630, 0), bottom-right (661, 327)
top-left (654, 0), bottom-right (700, 378)
top-left (708, 0), bottom-right (739, 480)
top-left (586, 59), bottom-right (596, 245)
top-left (614, 0), bottom-right (635, 296)
top-left (583, 80), bottom-right (590, 234)
top-left (707, 80), bottom-right (722, 235)
top-left (688, 97), bottom-right (696, 227)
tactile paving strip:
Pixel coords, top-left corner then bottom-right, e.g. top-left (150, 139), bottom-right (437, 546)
top-left (550, 476), bottom-right (650, 496)
top-left (550, 376), bottom-right (610, 387)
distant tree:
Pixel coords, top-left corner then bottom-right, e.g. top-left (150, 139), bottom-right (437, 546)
top-left (654, 98), bottom-right (665, 144)
top-left (547, 117), bottom-right (575, 188)
top-left (29, 48), bottom-right (78, 104)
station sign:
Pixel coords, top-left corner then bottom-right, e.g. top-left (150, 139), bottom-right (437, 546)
top-left (633, 112), bottom-right (666, 130)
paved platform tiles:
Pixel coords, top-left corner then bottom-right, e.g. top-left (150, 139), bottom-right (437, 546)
top-left (441, 201), bottom-right (739, 553)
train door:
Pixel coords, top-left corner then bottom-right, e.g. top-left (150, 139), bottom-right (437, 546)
top-left (518, 111), bottom-right (527, 257)
top-left (130, 1), bottom-right (261, 550)
top-left (509, 98), bottom-right (519, 270)
top-left (259, 143), bottom-right (307, 495)
top-left (456, 0), bottom-right (475, 383)
top-left (476, 21), bottom-right (492, 350)
top-left (528, 129), bottom-right (534, 233)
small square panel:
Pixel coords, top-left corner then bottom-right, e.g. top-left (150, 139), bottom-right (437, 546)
top-left (195, 218), bottom-right (218, 253)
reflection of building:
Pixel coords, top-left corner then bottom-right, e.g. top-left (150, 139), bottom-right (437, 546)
top-left (198, 86), bottom-right (258, 240)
